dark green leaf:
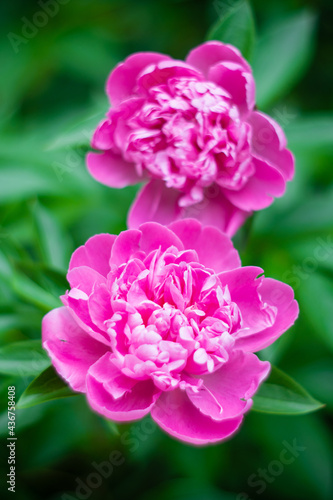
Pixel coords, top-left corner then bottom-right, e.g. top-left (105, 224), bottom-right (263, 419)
top-left (17, 365), bottom-right (79, 409)
top-left (207, 0), bottom-right (255, 61)
top-left (252, 365), bottom-right (324, 414)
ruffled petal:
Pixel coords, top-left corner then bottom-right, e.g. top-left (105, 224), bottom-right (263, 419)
top-left (234, 278), bottom-right (299, 352)
top-left (169, 219), bottom-right (241, 272)
top-left (247, 111), bottom-right (295, 181)
top-left (186, 41), bottom-right (251, 76)
top-left (66, 266), bottom-right (106, 295)
top-left (139, 221), bottom-right (184, 254)
top-left (111, 229), bottom-right (142, 267)
top-left (223, 157), bottom-right (286, 211)
top-left (107, 52), bottom-right (171, 105)
top-left (182, 186), bottom-right (250, 237)
top-left (86, 354), bottom-right (161, 421)
top-left (186, 351), bottom-right (270, 421)
top-left (151, 389), bottom-right (243, 445)
top-left (208, 62), bottom-right (255, 115)
top-left (69, 234), bottom-right (116, 277)
top-left (137, 60), bottom-right (202, 94)
top-left (128, 180), bottom-right (183, 229)
top-left (42, 307), bottom-right (109, 392)
top-left (87, 151), bottom-right (141, 188)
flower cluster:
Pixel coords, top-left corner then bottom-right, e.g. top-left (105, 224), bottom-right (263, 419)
top-left (87, 42), bottom-right (294, 236)
top-left (43, 220), bottom-right (298, 444)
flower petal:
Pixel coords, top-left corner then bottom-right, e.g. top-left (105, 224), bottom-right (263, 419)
top-left (139, 221), bottom-right (184, 254)
top-left (137, 60), bottom-right (202, 94)
top-left (169, 219), bottom-right (241, 272)
top-left (87, 151), bottom-right (141, 188)
top-left (151, 389), bottom-right (243, 445)
top-left (128, 180), bottom-right (183, 229)
top-left (69, 234), bottom-right (116, 277)
top-left (234, 278), bottom-right (299, 352)
top-left (86, 355), bottom-right (160, 421)
top-left (223, 157), bottom-right (286, 211)
top-left (182, 186), bottom-right (250, 237)
top-left (186, 351), bottom-right (270, 421)
top-left (186, 41), bottom-right (251, 76)
top-left (107, 52), bottom-right (171, 105)
top-left (42, 307), bottom-right (109, 392)
top-left (247, 111), bottom-right (295, 181)
top-left (208, 62), bottom-right (255, 115)
top-left (66, 266), bottom-right (106, 295)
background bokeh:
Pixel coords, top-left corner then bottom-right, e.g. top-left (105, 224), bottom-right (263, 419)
top-left (0, 0), bottom-right (333, 499)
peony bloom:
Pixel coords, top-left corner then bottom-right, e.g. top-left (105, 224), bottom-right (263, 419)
top-left (42, 220), bottom-right (298, 445)
top-left (87, 42), bottom-right (294, 236)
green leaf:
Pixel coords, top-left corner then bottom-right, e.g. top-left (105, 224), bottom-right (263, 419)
top-left (11, 272), bottom-right (61, 312)
top-left (0, 340), bottom-right (50, 377)
top-left (284, 114), bottom-right (333, 153)
top-left (17, 365), bottom-right (78, 409)
top-left (252, 365), bottom-right (324, 414)
top-left (253, 9), bottom-right (317, 109)
top-left (31, 200), bottom-right (71, 271)
top-left (206, 0), bottom-right (255, 61)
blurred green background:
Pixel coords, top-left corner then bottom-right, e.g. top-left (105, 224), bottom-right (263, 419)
top-left (0, 0), bottom-right (333, 499)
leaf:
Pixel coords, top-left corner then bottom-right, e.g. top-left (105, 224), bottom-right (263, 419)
top-left (31, 200), bottom-right (71, 271)
top-left (11, 272), bottom-right (62, 312)
top-left (252, 365), bottom-right (324, 414)
top-left (206, 0), bottom-right (255, 61)
top-left (17, 365), bottom-right (79, 409)
top-left (284, 113), bottom-right (333, 153)
top-left (253, 9), bottom-right (317, 109)
top-left (0, 340), bottom-right (50, 377)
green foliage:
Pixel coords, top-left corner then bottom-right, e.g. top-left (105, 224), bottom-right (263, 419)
top-left (207, 0), bottom-right (255, 61)
top-left (17, 366), bottom-right (78, 409)
top-left (252, 366), bottom-right (324, 414)
top-left (0, 0), bottom-right (332, 499)
top-left (253, 9), bottom-right (317, 109)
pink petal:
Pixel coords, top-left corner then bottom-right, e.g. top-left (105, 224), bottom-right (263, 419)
top-left (42, 307), bottom-right (109, 392)
top-left (169, 219), bottom-right (241, 272)
top-left (208, 62), bottom-right (255, 115)
top-left (86, 358), bottom-right (160, 421)
top-left (87, 151), bottom-right (141, 188)
top-left (128, 180), bottom-right (183, 229)
top-left (247, 111), bottom-right (295, 181)
top-left (186, 41), bottom-right (251, 77)
top-left (88, 284), bottom-right (112, 332)
top-left (223, 157), bottom-right (286, 211)
top-left (234, 278), bottom-right (299, 352)
top-left (91, 119), bottom-right (116, 151)
top-left (110, 229), bottom-right (142, 267)
top-left (218, 266), bottom-right (274, 338)
top-left (186, 351), bottom-right (270, 421)
top-left (139, 222), bottom-right (184, 254)
top-left (151, 389), bottom-right (243, 445)
top-left (107, 52), bottom-right (171, 106)
top-left (182, 186), bottom-right (250, 237)
top-left (69, 233), bottom-right (116, 277)
top-left (66, 266), bottom-right (106, 295)
top-left (137, 60), bottom-right (203, 94)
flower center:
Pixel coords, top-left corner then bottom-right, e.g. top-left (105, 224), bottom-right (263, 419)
top-left (105, 247), bottom-right (242, 391)
top-left (121, 77), bottom-right (254, 205)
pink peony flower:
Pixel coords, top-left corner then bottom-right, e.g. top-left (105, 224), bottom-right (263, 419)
top-left (42, 220), bottom-right (298, 445)
top-left (87, 42), bottom-right (294, 236)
